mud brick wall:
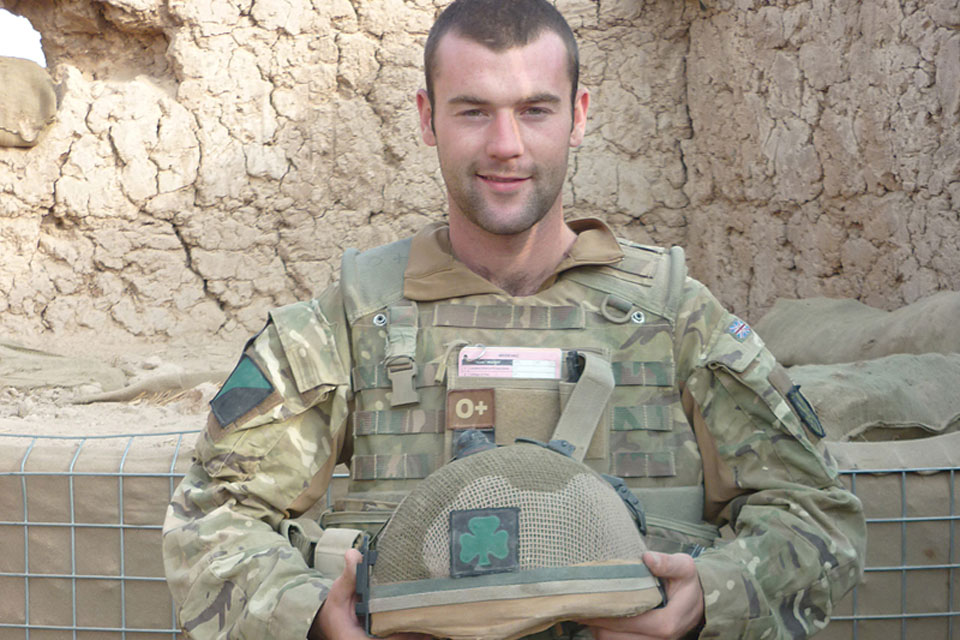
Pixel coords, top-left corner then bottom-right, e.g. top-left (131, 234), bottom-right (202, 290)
top-left (0, 0), bottom-right (957, 345)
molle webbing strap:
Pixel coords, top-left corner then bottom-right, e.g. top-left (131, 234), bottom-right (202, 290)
top-left (432, 304), bottom-right (585, 329)
top-left (563, 244), bottom-right (687, 324)
top-left (354, 409), bottom-right (444, 435)
top-left (340, 237), bottom-right (412, 324)
top-left (550, 351), bottom-right (615, 463)
top-left (279, 517), bottom-right (369, 576)
top-left (384, 301), bottom-right (419, 407)
top-left (385, 302), bottom-right (418, 360)
top-left (664, 245), bottom-right (686, 320)
top-left (352, 453), bottom-right (439, 480)
top-left (279, 516), bottom-right (324, 563)
top-left (631, 485), bottom-right (708, 530)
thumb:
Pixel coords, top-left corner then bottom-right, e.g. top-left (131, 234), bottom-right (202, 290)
top-left (340, 548), bottom-right (362, 593)
top-left (328, 548), bottom-right (362, 605)
top-left (643, 551), bottom-right (696, 579)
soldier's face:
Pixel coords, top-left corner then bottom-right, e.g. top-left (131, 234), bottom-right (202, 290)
top-left (417, 32), bottom-right (589, 236)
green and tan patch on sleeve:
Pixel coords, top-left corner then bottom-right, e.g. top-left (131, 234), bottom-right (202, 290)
top-left (210, 354), bottom-right (275, 428)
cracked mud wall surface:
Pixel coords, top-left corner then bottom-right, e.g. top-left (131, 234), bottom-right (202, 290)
top-left (0, 0), bottom-right (957, 349)
top-left (683, 0), bottom-right (960, 318)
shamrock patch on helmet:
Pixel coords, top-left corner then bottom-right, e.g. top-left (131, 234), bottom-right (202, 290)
top-left (450, 507), bottom-right (519, 578)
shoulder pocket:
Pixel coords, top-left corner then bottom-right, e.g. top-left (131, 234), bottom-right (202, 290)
top-left (703, 318), bottom-right (835, 481)
top-left (270, 299), bottom-right (349, 394)
top-left (704, 317), bottom-right (764, 374)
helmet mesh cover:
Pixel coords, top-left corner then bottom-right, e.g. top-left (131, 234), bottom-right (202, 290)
top-left (373, 444), bottom-right (646, 585)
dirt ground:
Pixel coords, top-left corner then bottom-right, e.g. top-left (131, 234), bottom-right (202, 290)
top-left (0, 335), bottom-right (239, 440)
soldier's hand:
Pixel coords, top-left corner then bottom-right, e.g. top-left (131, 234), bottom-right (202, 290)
top-left (578, 551), bottom-right (704, 640)
top-left (310, 548), bottom-right (429, 640)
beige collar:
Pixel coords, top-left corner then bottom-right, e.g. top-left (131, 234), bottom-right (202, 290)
top-left (403, 218), bottom-right (624, 300)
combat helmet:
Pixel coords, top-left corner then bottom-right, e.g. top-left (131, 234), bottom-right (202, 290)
top-left (355, 439), bottom-right (664, 640)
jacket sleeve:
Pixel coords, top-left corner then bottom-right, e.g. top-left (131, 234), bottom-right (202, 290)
top-left (675, 280), bottom-right (866, 639)
top-left (162, 286), bottom-right (353, 640)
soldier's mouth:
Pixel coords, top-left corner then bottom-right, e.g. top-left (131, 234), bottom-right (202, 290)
top-left (479, 175), bottom-right (527, 182)
top-left (477, 174), bottom-right (530, 190)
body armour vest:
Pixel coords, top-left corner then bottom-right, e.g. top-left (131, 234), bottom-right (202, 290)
top-left (325, 237), bottom-right (720, 554)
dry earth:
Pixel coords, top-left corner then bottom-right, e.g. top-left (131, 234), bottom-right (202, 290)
top-left (0, 337), bottom-right (234, 448)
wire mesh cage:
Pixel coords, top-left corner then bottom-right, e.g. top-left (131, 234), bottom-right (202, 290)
top-left (0, 431), bottom-right (195, 639)
top-left (0, 431), bottom-right (957, 638)
top-left (824, 466), bottom-right (958, 640)
top-left (822, 434), bottom-right (959, 640)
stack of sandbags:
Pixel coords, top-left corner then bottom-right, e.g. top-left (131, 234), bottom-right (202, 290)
top-left (755, 291), bottom-right (960, 366)
top-left (0, 341), bottom-right (126, 392)
top-left (755, 292), bottom-right (960, 442)
top-left (788, 354), bottom-right (960, 441)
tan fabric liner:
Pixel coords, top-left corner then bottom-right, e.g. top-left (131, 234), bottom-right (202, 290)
top-left (369, 575), bottom-right (658, 611)
top-left (371, 587), bottom-right (662, 640)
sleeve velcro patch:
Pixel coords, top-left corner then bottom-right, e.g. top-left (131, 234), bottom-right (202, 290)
top-left (210, 354), bottom-right (275, 428)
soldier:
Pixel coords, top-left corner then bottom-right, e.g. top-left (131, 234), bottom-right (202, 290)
top-left (162, 0), bottom-right (866, 639)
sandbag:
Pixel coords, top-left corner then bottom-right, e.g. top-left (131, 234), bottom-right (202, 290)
top-left (790, 353), bottom-right (960, 441)
top-left (755, 292), bottom-right (960, 366)
top-left (0, 56), bottom-right (57, 147)
top-left (820, 433), bottom-right (960, 640)
top-left (0, 340), bottom-right (126, 391)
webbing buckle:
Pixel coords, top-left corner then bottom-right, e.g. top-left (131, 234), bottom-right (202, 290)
top-left (385, 356), bottom-right (419, 407)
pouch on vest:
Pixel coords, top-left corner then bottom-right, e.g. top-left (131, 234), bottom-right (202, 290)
top-left (280, 516), bottom-right (368, 577)
top-left (444, 345), bottom-right (611, 463)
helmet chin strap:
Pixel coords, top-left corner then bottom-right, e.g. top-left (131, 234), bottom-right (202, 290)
top-left (355, 533), bottom-right (376, 635)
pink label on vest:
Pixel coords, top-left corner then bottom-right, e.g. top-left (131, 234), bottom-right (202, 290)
top-left (458, 346), bottom-right (561, 379)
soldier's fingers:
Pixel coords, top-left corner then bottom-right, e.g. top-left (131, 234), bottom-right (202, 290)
top-left (580, 553), bottom-right (703, 639)
top-left (588, 605), bottom-right (683, 637)
top-left (579, 615), bottom-right (638, 633)
top-left (580, 611), bottom-right (680, 636)
top-left (312, 549), bottom-right (368, 640)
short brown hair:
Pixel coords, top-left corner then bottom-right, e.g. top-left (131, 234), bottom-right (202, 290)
top-left (424, 0), bottom-right (580, 110)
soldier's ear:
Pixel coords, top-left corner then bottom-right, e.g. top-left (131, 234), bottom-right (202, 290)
top-left (416, 89), bottom-right (437, 146)
top-left (569, 88), bottom-right (589, 147)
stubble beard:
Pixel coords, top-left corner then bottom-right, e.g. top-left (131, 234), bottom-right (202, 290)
top-left (446, 155), bottom-right (569, 237)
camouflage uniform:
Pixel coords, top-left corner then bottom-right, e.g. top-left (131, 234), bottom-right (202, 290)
top-left (163, 219), bottom-right (866, 639)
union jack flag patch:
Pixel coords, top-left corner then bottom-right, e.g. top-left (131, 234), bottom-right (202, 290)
top-left (728, 318), bottom-right (752, 342)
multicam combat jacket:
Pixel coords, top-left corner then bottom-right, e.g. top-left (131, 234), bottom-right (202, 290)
top-left (163, 219), bottom-right (865, 640)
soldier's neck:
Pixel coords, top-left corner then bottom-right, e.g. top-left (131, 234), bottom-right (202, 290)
top-left (449, 211), bottom-right (576, 297)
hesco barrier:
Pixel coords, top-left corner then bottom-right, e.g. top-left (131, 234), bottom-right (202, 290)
top-left (0, 431), bottom-right (956, 639)
top-left (823, 433), bottom-right (959, 640)
top-left (0, 431), bottom-right (198, 639)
